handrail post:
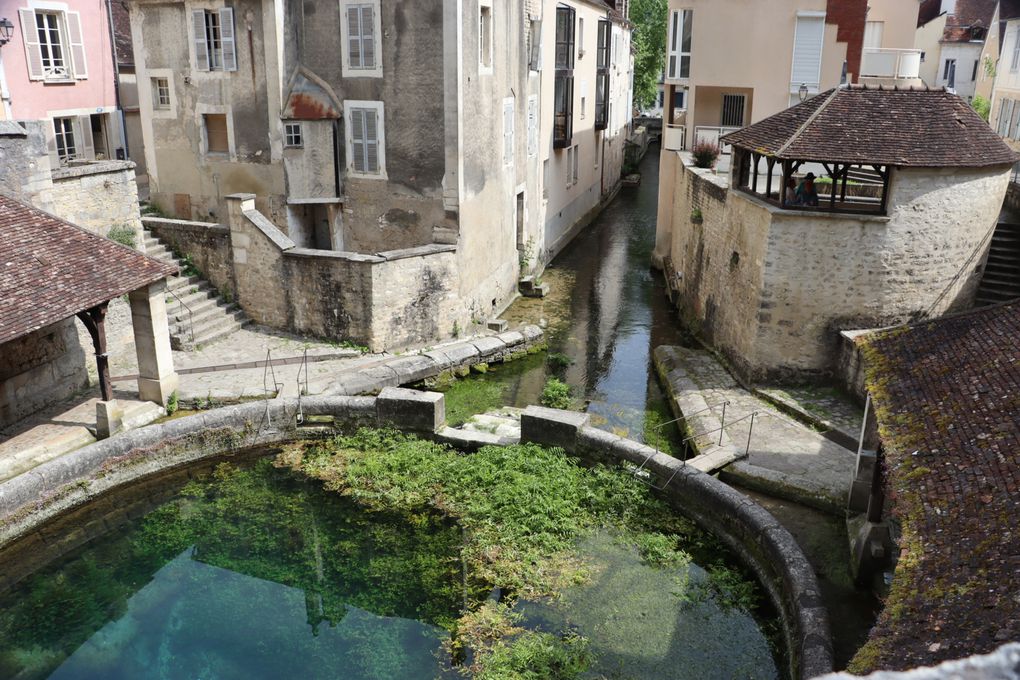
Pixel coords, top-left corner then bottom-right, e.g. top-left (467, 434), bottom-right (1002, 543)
top-left (745, 412), bottom-right (756, 457)
top-left (718, 401), bottom-right (727, 446)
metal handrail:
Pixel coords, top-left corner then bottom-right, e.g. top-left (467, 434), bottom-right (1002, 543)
top-left (261, 349), bottom-right (283, 431)
top-left (167, 286), bottom-right (195, 343)
top-left (296, 348), bottom-right (309, 424)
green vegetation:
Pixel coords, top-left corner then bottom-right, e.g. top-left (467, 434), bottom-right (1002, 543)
top-left (106, 225), bottom-right (136, 249)
top-left (972, 94), bottom-right (991, 122)
top-left (630, 0), bottom-right (668, 109)
top-left (444, 379), bottom-right (507, 427)
top-left (476, 631), bottom-right (591, 680)
top-left (691, 141), bottom-right (721, 169)
top-left (540, 377), bottom-right (574, 409)
top-left (165, 391), bottom-right (179, 416)
top-left (547, 352), bottom-right (573, 372)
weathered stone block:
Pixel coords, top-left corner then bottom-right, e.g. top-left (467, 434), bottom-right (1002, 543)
top-left (471, 336), bottom-right (505, 358)
top-left (95, 400), bottom-right (124, 439)
top-left (376, 387), bottom-right (445, 433)
top-left (520, 406), bottom-right (590, 452)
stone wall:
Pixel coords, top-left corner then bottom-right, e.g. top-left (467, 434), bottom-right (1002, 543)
top-left (143, 217), bottom-right (234, 295)
top-left (657, 153), bottom-right (1012, 382)
top-left (49, 162), bottom-right (142, 239)
top-left (0, 321), bottom-right (88, 429)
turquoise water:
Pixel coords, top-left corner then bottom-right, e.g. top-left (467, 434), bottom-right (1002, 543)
top-left (0, 457), bottom-right (780, 679)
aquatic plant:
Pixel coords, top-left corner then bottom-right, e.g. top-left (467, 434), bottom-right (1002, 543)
top-left (540, 377), bottom-right (573, 409)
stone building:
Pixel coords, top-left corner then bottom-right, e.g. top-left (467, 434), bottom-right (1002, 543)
top-left (653, 86), bottom-right (1017, 382)
top-left (916, 0), bottom-right (997, 100)
top-left (125, 0), bottom-right (634, 349)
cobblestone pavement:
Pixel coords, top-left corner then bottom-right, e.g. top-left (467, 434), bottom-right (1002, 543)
top-left (656, 346), bottom-right (856, 513)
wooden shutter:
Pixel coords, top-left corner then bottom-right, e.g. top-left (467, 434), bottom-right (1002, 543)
top-left (364, 109), bottom-right (379, 173)
top-left (350, 108), bottom-right (366, 172)
top-left (19, 9), bottom-right (44, 80)
top-left (204, 114), bottom-right (229, 153)
top-left (361, 5), bottom-right (375, 69)
top-left (77, 115), bottom-right (95, 160)
top-left (347, 6), bottom-right (362, 68)
top-left (193, 10), bottom-right (209, 71)
top-left (791, 15), bottom-right (824, 88)
top-left (66, 11), bottom-right (88, 78)
top-left (504, 98), bottom-right (514, 166)
top-left (219, 8), bottom-right (237, 71)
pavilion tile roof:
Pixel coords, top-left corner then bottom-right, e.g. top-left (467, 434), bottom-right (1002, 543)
top-left (721, 86), bottom-right (1018, 167)
top-left (853, 301), bottom-right (1020, 671)
top-left (942, 0), bottom-right (997, 41)
top-left (0, 195), bottom-right (176, 345)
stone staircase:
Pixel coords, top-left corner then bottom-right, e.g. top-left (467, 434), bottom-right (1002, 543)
top-left (142, 230), bottom-right (250, 350)
top-left (975, 221), bottom-right (1020, 307)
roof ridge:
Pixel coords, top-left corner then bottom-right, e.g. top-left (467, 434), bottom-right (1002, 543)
top-left (774, 87), bottom-right (841, 158)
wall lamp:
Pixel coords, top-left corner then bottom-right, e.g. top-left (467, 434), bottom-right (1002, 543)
top-left (0, 18), bottom-right (14, 47)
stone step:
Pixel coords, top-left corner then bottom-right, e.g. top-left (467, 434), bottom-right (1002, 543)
top-left (167, 294), bottom-right (222, 322)
top-left (187, 314), bottom-right (250, 349)
top-left (167, 274), bottom-right (205, 293)
top-left (978, 273), bottom-right (1020, 289)
top-left (166, 282), bottom-right (214, 308)
top-left (169, 298), bottom-right (236, 328)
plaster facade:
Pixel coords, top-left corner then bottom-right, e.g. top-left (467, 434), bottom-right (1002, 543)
top-left (654, 153), bottom-right (1011, 381)
top-left (989, 17), bottom-right (1020, 151)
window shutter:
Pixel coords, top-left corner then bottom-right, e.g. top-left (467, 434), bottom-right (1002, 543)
top-left (66, 11), bottom-right (88, 79)
top-left (361, 6), bottom-right (375, 69)
top-left (219, 8), bottom-right (237, 71)
top-left (45, 123), bottom-right (60, 168)
top-left (529, 19), bottom-right (542, 71)
top-left (791, 15), bottom-right (824, 89)
top-left (350, 108), bottom-right (366, 172)
top-left (193, 10), bottom-right (209, 71)
top-left (77, 115), bottom-right (95, 160)
top-left (19, 9), bottom-right (44, 80)
top-left (527, 96), bottom-right (538, 157)
top-left (364, 109), bottom-right (379, 173)
top-left (347, 7), bottom-right (362, 68)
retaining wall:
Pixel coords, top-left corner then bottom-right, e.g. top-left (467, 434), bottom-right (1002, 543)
top-left (0, 393), bottom-right (831, 680)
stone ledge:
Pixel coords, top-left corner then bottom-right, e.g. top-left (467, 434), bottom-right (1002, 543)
top-left (51, 160), bottom-right (135, 181)
top-left (142, 216), bottom-right (229, 234)
top-left (284, 248), bottom-right (385, 264)
top-left (376, 244), bottom-right (458, 261)
top-left (242, 209), bottom-right (295, 251)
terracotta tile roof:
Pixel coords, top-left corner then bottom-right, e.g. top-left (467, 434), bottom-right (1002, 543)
top-left (0, 196), bottom-right (176, 345)
top-left (722, 86), bottom-right (1018, 167)
top-left (854, 301), bottom-right (1020, 671)
top-left (110, 0), bottom-right (134, 68)
top-left (918, 0), bottom-right (944, 27)
top-left (944, 0), bottom-right (997, 34)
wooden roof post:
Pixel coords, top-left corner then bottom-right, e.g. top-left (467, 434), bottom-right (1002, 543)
top-left (76, 302), bottom-right (113, 402)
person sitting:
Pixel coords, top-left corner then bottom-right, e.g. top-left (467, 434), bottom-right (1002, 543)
top-left (784, 177), bottom-right (797, 206)
top-left (796, 173), bottom-right (819, 207)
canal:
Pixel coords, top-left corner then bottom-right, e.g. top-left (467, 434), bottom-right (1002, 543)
top-left (441, 143), bottom-right (878, 669)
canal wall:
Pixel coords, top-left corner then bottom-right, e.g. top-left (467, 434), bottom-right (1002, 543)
top-left (0, 391), bottom-right (832, 680)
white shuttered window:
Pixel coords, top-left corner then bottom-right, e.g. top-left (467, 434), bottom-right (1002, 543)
top-left (345, 101), bottom-right (385, 177)
top-left (19, 9), bottom-right (87, 80)
top-left (341, 0), bottom-right (382, 77)
top-left (791, 14), bottom-right (825, 92)
top-left (192, 8), bottom-right (237, 72)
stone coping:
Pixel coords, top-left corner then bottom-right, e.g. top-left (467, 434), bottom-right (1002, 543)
top-left (142, 216), bottom-right (229, 234)
top-left (52, 160), bottom-right (135, 180)
top-left (0, 391), bottom-right (832, 680)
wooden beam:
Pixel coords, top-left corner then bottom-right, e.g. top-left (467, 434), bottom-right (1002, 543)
top-left (76, 302), bottom-right (112, 402)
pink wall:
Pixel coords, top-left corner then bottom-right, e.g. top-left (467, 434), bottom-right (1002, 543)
top-left (0, 0), bottom-right (117, 120)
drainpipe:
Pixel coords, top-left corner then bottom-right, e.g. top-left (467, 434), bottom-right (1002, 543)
top-left (104, 0), bottom-right (129, 158)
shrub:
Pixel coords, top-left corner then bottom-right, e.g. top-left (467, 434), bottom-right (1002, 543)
top-left (165, 391), bottom-right (179, 416)
top-left (540, 377), bottom-right (573, 409)
top-left (691, 141), bottom-right (721, 169)
top-left (972, 94), bottom-right (991, 122)
top-left (547, 353), bottom-right (573, 372)
top-left (107, 225), bottom-right (136, 249)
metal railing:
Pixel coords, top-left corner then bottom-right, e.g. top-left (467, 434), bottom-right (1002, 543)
top-left (633, 403), bottom-right (759, 491)
top-left (296, 348), bottom-right (309, 424)
top-left (693, 126), bottom-right (741, 154)
top-left (260, 349), bottom-right (283, 432)
top-left (663, 123), bottom-right (686, 151)
top-left (860, 48), bottom-right (922, 80)
top-left (167, 287), bottom-right (195, 343)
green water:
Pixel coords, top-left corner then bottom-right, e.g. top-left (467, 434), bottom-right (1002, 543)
top-left (0, 453), bottom-right (783, 679)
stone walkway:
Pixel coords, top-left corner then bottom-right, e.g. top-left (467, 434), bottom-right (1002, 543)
top-left (654, 346), bottom-right (857, 515)
top-left (756, 385), bottom-right (864, 445)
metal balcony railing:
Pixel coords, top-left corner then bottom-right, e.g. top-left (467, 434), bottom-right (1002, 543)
top-left (860, 48), bottom-right (922, 80)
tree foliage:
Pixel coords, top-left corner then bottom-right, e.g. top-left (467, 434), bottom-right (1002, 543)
top-left (630, 0), bottom-right (668, 110)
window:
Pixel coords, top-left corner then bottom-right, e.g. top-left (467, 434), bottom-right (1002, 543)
top-left (566, 144), bottom-right (579, 187)
top-left (578, 17), bottom-right (584, 57)
top-left (284, 122), bottom-right (303, 148)
top-left (503, 97), bottom-right (515, 167)
top-left (863, 21), bottom-right (884, 50)
top-left (997, 99), bottom-right (1012, 136)
top-left (580, 93), bottom-right (586, 119)
top-left (152, 77), bottom-right (171, 109)
top-left (721, 94), bottom-right (745, 127)
top-left (203, 113), bottom-right (229, 154)
top-left (666, 9), bottom-right (692, 79)
top-left (192, 9), bottom-right (237, 72)
top-left (791, 13), bottom-right (824, 92)
top-left (342, 1), bottom-right (381, 76)
top-left (528, 17), bottom-right (542, 71)
top-left (595, 20), bottom-right (610, 130)
top-left (527, 95), bottom-right (538, 157)
top-left (18, 9), bottom-right (86, 81)
top-left (345, 101), bottom-right (385, 177)
top-left (1012, 29), bottom-right (1020, 72)
top-left (920, 51), bottom-right (926, 62)
top-left (479, 4), bottom-right (493, 71)
top-left (543, 159), bottom-right (550, 199)
top-left (944, 58), bottom-right (957, 88)
top-left (972, 59), bottom-right (979, 81)
top-left (53, 117), bottom-right (77, 162)
top-left (554, 5), bottom-right (575, 148)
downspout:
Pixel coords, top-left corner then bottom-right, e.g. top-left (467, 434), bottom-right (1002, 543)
top-left (104, 0), bottom-right (129, 158)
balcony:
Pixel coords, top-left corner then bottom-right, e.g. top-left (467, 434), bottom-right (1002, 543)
top-left (859, 49), bottom-right (923, 86)
top-left (663, 123), bottom-right (686, 151)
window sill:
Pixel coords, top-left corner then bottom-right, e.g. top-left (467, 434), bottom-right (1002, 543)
top-left (347, 170), bottom-right (388, 181)
top-left (42, 78), bottom-right (76, 85)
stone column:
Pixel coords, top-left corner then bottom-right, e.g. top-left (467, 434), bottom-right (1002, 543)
top-left (129, 279), bottom-right (178, 405)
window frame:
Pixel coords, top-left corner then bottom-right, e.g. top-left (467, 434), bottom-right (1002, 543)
top-left (284, 122), bottom-right (304, 148)
top-left (595, 19), bottom-right (610, 130)
top-left (666, 9), bottom-right (692, 80)
top-left (479, 1), bottom-right (493, 74)
top-left (340, 0), bottom-right (383, 78)
top-left (53, 116), bottom-right (77, 163)
top-left (553, 5), bottom-right (575, 149)
top-left (344, 100), bottom-right (387, 179)
top-left (152, 77), bottom-right (171, 109)
top-left (1012, 28), bottom-right (1020, 72)
top-left (202, 112), bottom-right (230, 156)
top-left (943, 58), bottom-right (957, 84)
top-left (19, 8), bottom-right (87, 82)
top-left (192, 8), bottom-right (237, 73)
top-left (565, 143), bottom-right (579, 188)
top-left (721, 93), bottom-right (746, 128)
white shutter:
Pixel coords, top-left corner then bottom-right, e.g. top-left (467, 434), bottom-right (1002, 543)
top-left (364, 109), bottom-right (379, 173)
top-left (666, 10), bottom-right (678, 79)
top-left (347, 6), bottom-right (362, 68)
top-left (219, 8), bottom-right (237, 71)
top-left (77, 115), bottom-right (95, 160)
top-left (361, 5), bottom-right (375, 69)
top-left (529, 18), bottom-right (542, 71)
top-left (19, 9), bottom-right (44, 80)
top-left (863, 21), bottom-right (883, 50)
top-left (791, 15), bottom-right (824, 89)
top-left (65, 11), bottom-right (88, 79)
top-left (350, 108), bottom-right (365, 172)
top-left (192, 10), bottom-right (209, 71)
top-left (527, 96), bottom-right (538, 157)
